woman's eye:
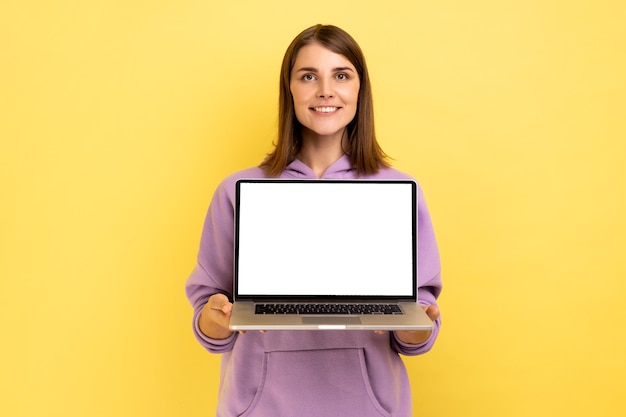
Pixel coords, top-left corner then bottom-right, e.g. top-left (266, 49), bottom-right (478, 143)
top-left (337, 73), bottom-right (349, 80)
top-left (303, 74), bottom-right (315, 81)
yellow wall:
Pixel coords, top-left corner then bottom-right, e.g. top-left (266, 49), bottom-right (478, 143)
top-left (2, 1), bottom-right (624, 416)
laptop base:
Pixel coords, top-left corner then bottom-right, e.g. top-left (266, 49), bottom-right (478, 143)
top-left (230, 301), bottom-right (433, 331)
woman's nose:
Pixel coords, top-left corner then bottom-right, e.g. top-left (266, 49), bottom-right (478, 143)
top-left (317, 79), bottom-right (334, 98)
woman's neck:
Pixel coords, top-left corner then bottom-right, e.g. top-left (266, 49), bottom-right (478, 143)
top-left (298, 130), bottom-right (346, 178)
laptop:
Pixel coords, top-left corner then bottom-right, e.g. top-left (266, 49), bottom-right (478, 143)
top-left (228, 179), bottom-right (433, 331)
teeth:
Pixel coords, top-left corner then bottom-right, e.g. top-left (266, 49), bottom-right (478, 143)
top-left (313, 107), bottom-right (338, 113)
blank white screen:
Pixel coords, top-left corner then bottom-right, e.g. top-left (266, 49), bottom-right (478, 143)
top-left (236, 181), bottom-right (415, 296)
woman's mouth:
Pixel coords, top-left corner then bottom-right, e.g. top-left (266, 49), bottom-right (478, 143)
top-left (311, 106), bottom-right (340, 113)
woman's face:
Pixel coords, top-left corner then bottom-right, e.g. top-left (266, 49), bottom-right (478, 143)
top-left (290, 42), bottom-right (360, 142)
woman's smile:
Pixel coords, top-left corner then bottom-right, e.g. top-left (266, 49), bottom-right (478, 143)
top-left (311, 106), bottom-right (341, 113)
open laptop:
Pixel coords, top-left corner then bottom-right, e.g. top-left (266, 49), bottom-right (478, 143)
top-left (228, 179), bottom-right (433, 331)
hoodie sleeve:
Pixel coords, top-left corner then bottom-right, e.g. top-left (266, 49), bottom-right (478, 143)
top-left (185, 177), bottom-right (239, 353)
top-left (391, 184), bottom-right (442, 356)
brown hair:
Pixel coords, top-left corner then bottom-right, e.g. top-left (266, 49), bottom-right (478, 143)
top-left (260, 24), bottom-right (390, 177)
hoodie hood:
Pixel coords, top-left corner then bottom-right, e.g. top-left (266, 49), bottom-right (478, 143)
top-left (282, 154), bottom-right (356, 179)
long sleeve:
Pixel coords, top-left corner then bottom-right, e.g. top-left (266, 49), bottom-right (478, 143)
top-left (185, 177), bottom-right (239, 353)
top-left (392, 184), bottom-right (442, 356)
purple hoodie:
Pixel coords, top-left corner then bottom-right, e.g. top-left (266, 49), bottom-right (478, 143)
top-left (186, 155), bottom-right (442, 417)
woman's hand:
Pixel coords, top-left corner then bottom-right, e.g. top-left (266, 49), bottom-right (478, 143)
top-left (396, 305), bottom-right (440, 344)
top-left (198, 293), bottom-right (235, 339)
top-left (376, 305), bottom-right (440, 345)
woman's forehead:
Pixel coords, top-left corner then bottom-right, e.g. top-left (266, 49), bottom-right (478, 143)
top-left (292, 42), bottom-right (355, 70)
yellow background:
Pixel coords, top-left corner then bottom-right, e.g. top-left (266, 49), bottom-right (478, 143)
top-left (2, 1), bottom-right (625, 416)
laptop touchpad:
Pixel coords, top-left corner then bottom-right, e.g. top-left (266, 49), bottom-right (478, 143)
top-left (302, 317), bottom-right (362, 325)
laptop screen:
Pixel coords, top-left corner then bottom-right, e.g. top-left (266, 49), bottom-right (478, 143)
top-left (234, 180), bottom-right (417, 299)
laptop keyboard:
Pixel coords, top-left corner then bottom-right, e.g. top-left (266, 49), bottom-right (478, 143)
top-left (255, 303), bottom-right (403, 315)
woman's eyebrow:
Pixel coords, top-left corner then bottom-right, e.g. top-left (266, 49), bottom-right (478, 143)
top-left (294, 66), bottom-right (355, 72)
top-left (295, 67), bottom-right (318, 73)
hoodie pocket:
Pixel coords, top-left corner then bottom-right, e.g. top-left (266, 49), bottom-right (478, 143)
top-left (238, 348), bottom-right (391, 417)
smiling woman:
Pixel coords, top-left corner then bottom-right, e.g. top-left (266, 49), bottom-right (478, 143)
top-left (185, 24), bottom-right (443, 417)
top-left (261, 24), bottom-right (390, 177)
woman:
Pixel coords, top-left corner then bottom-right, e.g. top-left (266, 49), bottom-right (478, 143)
top-left (186, 24), bottom-right (442, 417)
